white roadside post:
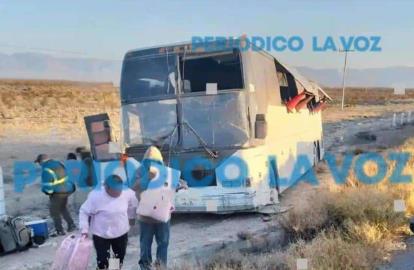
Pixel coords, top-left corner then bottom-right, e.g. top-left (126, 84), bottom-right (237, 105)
top-left (400, 112), bottom-right (405, 126)
top-left (340, 50), bottom-right (352, 110)
top-left (408, 111), bottom-right (412, 124)
top-left (0, 166), bottom-right (6, 216)
top-left (297, 258), bottom-right (308, 270)
top-left (392, 113), bottom-right (397, 128)
top-left (394, 199), bottom-right (406, 212)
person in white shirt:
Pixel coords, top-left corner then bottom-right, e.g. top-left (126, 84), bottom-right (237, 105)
top-left (79, 174), bottom-right (138, 270)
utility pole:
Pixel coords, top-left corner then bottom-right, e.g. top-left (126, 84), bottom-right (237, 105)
top-left (339, 49), bottom-right (353, 110)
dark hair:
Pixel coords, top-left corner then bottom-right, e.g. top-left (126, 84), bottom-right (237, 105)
top-left (34, 154), bottom-right (48, 163)
top-left (66, 153), bottom-right (77, 160)
top-left (75, 146), bottom-right (88, 153)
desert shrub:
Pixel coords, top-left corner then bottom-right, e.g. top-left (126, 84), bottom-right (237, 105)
top-left (202, 250), bottom-right (289, 270)
top-left (285, 230), bottom-right (384, 270)
top-left (328, 187), bottom-right (405, 229)
top-left (198, 180), bottom-right (409, 270)
top-left (280, 191), bottom-right (335, 240)
top-left (281, 185), bottom-right (406, 240)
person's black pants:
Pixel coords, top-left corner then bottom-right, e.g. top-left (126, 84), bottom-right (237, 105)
top-left (49, 193), bottom-right (75, 232)
top-left (93, 233), bottom-right (128, 269)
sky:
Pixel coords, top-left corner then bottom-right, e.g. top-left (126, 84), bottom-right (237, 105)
top-left (0, 0), bottom-right (413, 69)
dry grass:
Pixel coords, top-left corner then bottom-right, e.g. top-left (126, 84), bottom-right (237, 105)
top-left (324, 87), bottom-right (414, 106)
top-left (0, 79), bottom-right (120, 141)
top-left (322, 87), bottom-right (414, 123)
top-left (190, 138), bottom-right (414, 270)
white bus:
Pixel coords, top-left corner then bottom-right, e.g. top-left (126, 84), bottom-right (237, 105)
top-left (86, 41), bottom-right (331, 213)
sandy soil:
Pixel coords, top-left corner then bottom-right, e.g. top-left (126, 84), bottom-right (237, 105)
top-left (1, 80), bottom-right (414, 269)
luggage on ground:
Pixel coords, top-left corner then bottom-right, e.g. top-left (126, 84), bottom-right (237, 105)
top-left (25, 219), bottom-right (49, 245)
top-left (0, 216), bottom-right (31, 254)
top-left (10, 217), bottom-right (31, 248)
top-left (0, 218), bottom-right (18, 253)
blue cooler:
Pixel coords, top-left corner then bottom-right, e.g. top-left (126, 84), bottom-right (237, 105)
top-left (25, 219), bottom-right (49, 239)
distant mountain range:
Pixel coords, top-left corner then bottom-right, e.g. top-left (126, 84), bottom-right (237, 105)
top-left (0, 53), bottom-right (121, 84)
top-left (1, 52), bottom-right (413, 88)
top-left (297, 66), bottom-right (414, 88)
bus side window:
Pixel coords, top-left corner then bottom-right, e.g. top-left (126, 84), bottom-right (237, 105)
top-left (277, 71), bottom-right (289, 101)
top-left (274, 60), bottom-right (298, 103)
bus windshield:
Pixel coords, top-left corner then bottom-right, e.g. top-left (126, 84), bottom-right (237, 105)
top-left (120, 48), bottom-right (249, 150)
top-left (122, 99), bottom-right (178, 147)
top-left (122, 93), bottom-right (249, 149)
top-left (121, 54), bottom-right (177, 102)
top-left (181, 93), bottom-right (249, 148)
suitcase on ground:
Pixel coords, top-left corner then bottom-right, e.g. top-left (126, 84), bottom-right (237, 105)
top-left (68, 236), bottom-right (93, 270)
top-left (51, 234), bottom-right (78, 270)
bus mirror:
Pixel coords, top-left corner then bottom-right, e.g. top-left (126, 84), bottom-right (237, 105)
top-left (255, 114), bottom-right (267, 139)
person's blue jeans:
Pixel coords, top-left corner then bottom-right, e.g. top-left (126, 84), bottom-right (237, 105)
top-left (139, 220), bottom-right (170, 270)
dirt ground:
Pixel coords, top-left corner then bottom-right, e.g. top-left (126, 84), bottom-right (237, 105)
top-left (1, 80), bottom-right (414, 269)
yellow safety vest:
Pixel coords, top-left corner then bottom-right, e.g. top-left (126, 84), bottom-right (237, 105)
top-left (42, 168), bottom-right (68, 194)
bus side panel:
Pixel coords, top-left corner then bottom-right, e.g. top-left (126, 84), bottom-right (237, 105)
top-left (245, 51), bottom-right (323, 194)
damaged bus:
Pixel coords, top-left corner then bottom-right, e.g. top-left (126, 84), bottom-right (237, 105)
top-left (86, 41), bottom-right (331, 213)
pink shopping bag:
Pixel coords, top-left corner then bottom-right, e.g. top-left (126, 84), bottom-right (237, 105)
top-left (68, 236), bottom-right (93, 270)
top-left (51, 234), bottom-right (78, 270)
top-left (51, 234), bottom-right (92, 270)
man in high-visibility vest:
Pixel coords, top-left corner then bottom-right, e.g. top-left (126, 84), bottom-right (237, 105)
top-left (35, 154), bottom-right (76, 236)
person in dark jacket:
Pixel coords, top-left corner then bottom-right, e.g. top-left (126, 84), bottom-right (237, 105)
top-left (35, 154), bottom-right (76, 236)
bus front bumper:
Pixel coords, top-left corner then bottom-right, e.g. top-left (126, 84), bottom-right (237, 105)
top-left (174, 187), bottom-right (262, 213)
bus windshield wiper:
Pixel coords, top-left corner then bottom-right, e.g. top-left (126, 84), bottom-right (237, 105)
top-left (183, 121), bottom-right (219, 159)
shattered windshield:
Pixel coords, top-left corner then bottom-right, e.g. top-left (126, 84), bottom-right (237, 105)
top-left (120, 48), bottom-right (249, 150)
top-left (181, 93), bottom-right (249, 149)
top-left (121, 54), bottom-right (177, 102)
top-left (122, 93), bottom-right (249, 149)
top-left (121, 99), bottom-right (178, 147)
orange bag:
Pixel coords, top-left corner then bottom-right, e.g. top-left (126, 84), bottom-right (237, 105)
top-left (286, 92), bottom-right (306, 112)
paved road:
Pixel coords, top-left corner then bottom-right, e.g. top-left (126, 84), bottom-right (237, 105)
top-left (380, 237), bottom-right (414, 270)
